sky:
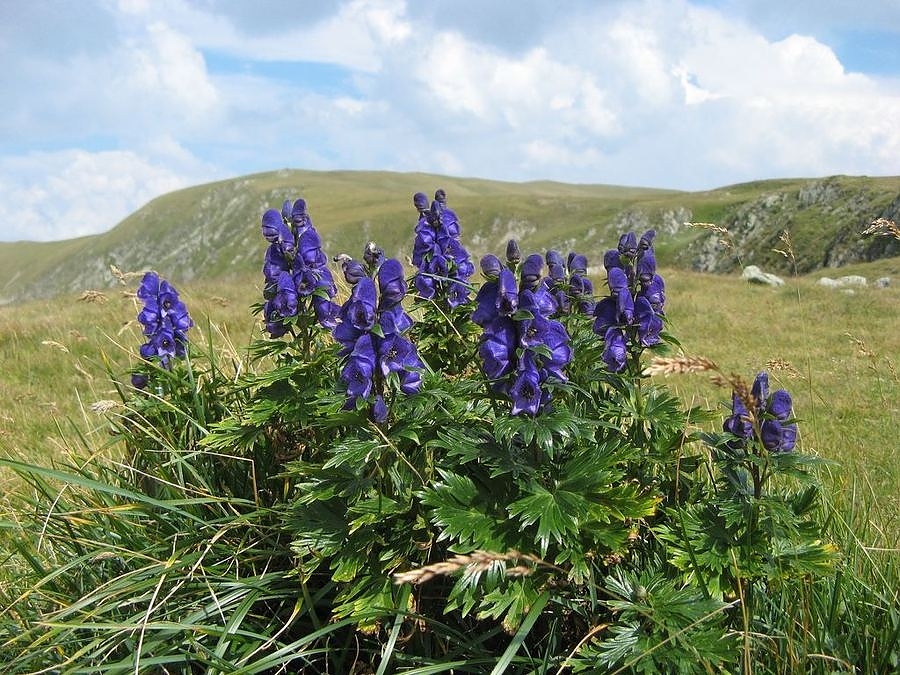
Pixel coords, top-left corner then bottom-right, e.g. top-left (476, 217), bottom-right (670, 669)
top-left (2, 0), bottom-right (900, 242)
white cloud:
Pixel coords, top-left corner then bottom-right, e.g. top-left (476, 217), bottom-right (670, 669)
top-left (0, 145), bottom-right (217, 241)
top-left (120, 21), bottom-right (220, 121)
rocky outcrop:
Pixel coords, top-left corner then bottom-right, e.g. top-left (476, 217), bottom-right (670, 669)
top-left (684, 177), bottom-right (900, 274)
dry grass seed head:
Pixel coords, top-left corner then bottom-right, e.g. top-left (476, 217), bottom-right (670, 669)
top-left (772, 229), bottom-right (795, 263)
top-left (862, 218), bottom-right (900, 240)
top-left (644, 356), bottom-right (719, 377)
top-left (78, 290), bottom-right (108, 304)
top-left (393, 550), bottom-right (538, 585)
top-left (766, 358), bottom-right (803, 379)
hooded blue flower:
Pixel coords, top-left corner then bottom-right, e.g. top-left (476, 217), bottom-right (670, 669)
top-left (723, 371), bottom-right (797, 453)
top-left (410, 189), bottom-right (474, 308)
top-left (133, 272), bottom-right (193, 386)
top-left (333, 250), bottom-right (423, 422)
top-left (592, 229), bottom-right (665, 372)
top-left (260, 198), bottom-right (338, 336)
top-left (473, 244), bottom-right (571, 416)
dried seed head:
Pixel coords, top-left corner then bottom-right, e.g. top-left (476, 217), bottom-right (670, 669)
top-left (643, 356), bottom-right (719, 377)
top-left (766, 358), bottom-right (803, 379)
top-left (862, 218), bottom-right (900, 240)
top-left (393, 551), bottom-right (538, 585)
top-left (90, 400), bottom-right (120, 414)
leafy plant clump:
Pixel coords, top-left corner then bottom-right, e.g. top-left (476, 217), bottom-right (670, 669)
top-left (1, 189), bottom-right (892, 674)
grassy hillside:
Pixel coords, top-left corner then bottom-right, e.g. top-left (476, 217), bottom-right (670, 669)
top-left (1, 170), bottom-right (898, 303)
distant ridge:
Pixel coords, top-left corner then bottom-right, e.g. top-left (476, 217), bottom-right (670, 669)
top-left (1, 170), bottom-right (898, 303)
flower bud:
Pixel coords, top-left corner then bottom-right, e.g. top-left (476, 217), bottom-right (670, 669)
top-left (506, 239), bottom-right (521, 264)
top-left (364, 241), bottom-right (384, 268)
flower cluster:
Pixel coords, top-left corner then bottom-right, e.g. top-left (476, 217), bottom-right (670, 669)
top-left (724, 371), bottom-right (797, 452)
top-left (411, 189), bottom-right (475, 307)
top-left (592, 230), bottom-right (666, 372)
top-left (132, 271), bottom-right (193, 388)
top-left (542, 250), bottom-right (596, 316)
top-left (332, 251), bottom-right (424, 422)
top-left (472, 243), bottom-right (572, 416)
top-left (261, 198), bottom-right (339, 337)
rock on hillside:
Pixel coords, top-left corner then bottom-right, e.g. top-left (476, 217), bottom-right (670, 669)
top-left (681, 177), bottom-right (900, 274)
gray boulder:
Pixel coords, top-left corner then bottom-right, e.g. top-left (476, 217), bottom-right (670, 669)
top-left (742, 265), bottom-right (784, 286)
top-left (818, 275), bottom-right (868, 288)
top-left (874, 277), bottom-right (891, 288)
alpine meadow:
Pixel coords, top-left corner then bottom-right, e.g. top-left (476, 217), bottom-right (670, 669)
top-left (0, 171), bottom-right (897, 673)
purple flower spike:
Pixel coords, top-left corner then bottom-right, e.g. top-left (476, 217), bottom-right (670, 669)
top-left (474, 244), bottom-right (573, 415)
top-left (410, 189), bottom-right (473, 306)
top-left (332, 249), bottom-right (423, 421)
top-left (260, 196), bottom-right (338, 334)
top-left (134, 272), bottom-right (193, 376)
top-left (724, 371), bottom-right (798, 453)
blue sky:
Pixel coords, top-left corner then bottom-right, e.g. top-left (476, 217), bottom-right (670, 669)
top-left (2, 0), bottom-right (900, 241)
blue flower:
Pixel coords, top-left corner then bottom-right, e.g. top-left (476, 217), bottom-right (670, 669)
top-left (410, 189), bottom-right (474, 308)
top-left (260, 197), bottom-right (337, 336)
top-left (341, 334), bottom-right (376, 402)
top-left (473, 248), bottom-right (572, 415)
top-left (592, 230), bottom-right (665, 371)
top-left (509, 355), bottom-right (543, 416)
top-left (377, 258), bottom-right (407, 309)
top-left (602, 327), bottom-right (628, 373)
top-left (479, 253), bottom-right (503, 279)
top-left (723, 371), bottom-right (797, 453)
top-left (133, 272), bottom-right (193, 384)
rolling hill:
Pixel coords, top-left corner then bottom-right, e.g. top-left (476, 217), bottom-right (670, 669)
top-left (1, 169), bottom-right (898, 303)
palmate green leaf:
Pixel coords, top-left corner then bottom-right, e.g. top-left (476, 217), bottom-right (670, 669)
top-left (508, 485), bottom-right (590, 553)
top-left (476, 578), bottom-right (543, 631)
top-left (419, 470), bottom-right (508, 549)
top-left (492, 406), bottom-right (594, 456)
top-left (322, 437), bottom-right (383, 470)
top-left (332, 574), bottom-right (397, 624)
